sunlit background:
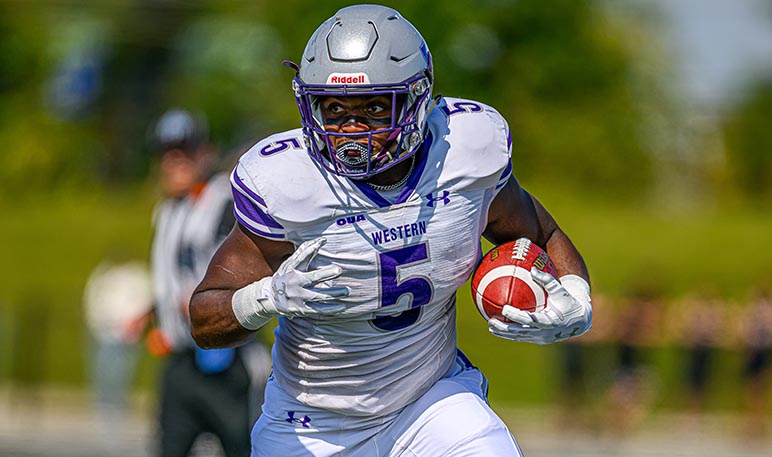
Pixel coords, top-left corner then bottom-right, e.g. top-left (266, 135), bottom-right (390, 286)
top-left (1, 1), bottom-right (771, 456)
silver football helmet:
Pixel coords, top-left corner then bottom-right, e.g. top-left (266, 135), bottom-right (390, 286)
top-left (290, 5), bottom-right (434, 179)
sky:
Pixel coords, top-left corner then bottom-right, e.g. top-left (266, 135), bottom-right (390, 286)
top-left (653, 0), bottom-right (772, 109)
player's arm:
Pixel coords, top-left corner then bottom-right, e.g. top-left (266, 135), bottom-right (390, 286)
top-left (483, 174), bottom-right (592, 344)
top-left (190, 223), bottom-right (292, 348)
top-left (190, 223), bottom-right (350, 349)
top-left (483, 174), bottom-right (588, 282)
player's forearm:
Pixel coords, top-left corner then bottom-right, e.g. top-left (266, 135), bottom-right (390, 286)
top-left (189, 288), bottom-right (258, 348)
top-left (543, 229), bottom-right (590, 284)
top-left (527, 194), bottom-right (590, 284)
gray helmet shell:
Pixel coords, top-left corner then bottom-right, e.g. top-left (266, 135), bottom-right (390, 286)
top-left (300, 5), bottom-right (432, 86)
top-left (291, 5), bottom-right (434, 179)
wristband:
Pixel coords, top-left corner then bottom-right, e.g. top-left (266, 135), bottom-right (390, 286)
top-left (559, 274), bottom-right (593, 333)
top-left (231, 277), bottom-right (274, 330)
top-left (559, 275), bottom-right (591, 304)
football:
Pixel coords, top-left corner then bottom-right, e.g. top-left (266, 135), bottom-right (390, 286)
top-left (471, 238), bottom-right (558, 322)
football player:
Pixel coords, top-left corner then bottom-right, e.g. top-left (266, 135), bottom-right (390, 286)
top-left (190, 5), bottom-right (592, 456)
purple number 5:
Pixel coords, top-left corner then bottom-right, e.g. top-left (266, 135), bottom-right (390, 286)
top-left (260, 138), bottom-right (301, 156)
top-left (441, 101), bottom-right (482, 116)
top-left (371, 243), bottom-right (433, 331)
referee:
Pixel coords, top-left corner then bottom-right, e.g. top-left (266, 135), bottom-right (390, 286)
top-left (149, 108), bottom-right (268, 457)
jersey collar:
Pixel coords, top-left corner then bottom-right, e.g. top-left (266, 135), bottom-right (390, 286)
top-left (353, 132), bottom-right (433, 208)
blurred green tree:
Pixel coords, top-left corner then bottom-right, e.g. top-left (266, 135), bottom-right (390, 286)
top-left (723, 80), bottom-right (772, 202)
top-left (0, 0), bottom-right (660, 200)
top-left (408, 0), bottom-right (655, 198)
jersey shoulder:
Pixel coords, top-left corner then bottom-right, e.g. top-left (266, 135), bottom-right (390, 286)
top-left (427, 97), bottom-right (512, 191)
top-left (236, 128), bottom-right (309, 182)
top-left (230, 129), bottom-right (341, 239)
top-left (233, 128), bottom-right (326, 204)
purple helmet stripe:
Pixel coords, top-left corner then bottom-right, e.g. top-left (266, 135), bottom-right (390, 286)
top-left (507, 128), bottom-right (512, 150)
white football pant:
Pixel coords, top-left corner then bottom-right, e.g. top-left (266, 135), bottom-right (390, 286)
top-left (250, 352), bottom-right (523, 456)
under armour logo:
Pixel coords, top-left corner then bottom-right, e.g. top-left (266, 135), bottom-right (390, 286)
top-left (426, 191), bottom-right (450, 207)
top-left (554, 327), bottom-right (581, 341)
top-left (286, 411), bottom-right (311, 428)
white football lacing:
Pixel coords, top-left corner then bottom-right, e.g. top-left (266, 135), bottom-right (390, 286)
top-left (512, 238), bottom-right (530, 261)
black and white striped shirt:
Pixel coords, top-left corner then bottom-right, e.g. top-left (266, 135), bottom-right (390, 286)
top-left (151, 172), bottom-right (234, 350)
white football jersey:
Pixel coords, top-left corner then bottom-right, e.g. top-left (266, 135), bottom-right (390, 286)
top-left (231, 97), bottom-right (512, 416)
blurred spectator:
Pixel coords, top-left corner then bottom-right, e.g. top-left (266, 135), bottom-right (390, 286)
top-left (554, 293), bottom-right (613, 432)
top-left (673, 294), bottom-right (726, 414)
top-left (600, 290), bottom-right (663, 437)
top-left (149, 108), bottom-right (269, 457)
top-left (740, 290), bottom-right (772, 439)
top-left (555, 340), bottom-right (588, 431)
top-left (83, 258), bottom-right (153, 427)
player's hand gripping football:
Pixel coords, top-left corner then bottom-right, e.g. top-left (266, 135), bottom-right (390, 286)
top-left (488, 268), bottom-right (592, 345)
top-left (232, 238), bottom-right (349, 329)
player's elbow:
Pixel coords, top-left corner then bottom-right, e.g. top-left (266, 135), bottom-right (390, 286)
top-left (188, 293), bottom-right (224, 349)
top-left (189, 320), bottom-right (213, 350)
top-left (189, 325), bottom-right (214, 349)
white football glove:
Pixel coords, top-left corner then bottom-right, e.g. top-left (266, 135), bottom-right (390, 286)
top-left (232, 237), bottom-right (349, 329)
top-left (488, 268), bottom-right (592, 345)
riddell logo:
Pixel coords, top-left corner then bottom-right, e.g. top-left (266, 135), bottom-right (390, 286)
top-left (327, 73), bottom-right (370, 84)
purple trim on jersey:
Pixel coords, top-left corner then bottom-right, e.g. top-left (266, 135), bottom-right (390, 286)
top-left (234, 212), bottom-right (286, 239)
top-left (231, 167), bottom-right (267, 207)
top-left (456, 348), bottom-right (476, 369)
top-left (352, 133), bottom-right (433, 208)
top-left (396, 133), bottom-right (432, 204)
top-left (496, 160), bottom-right (512, 189)
top-left (507, 129), bottom-right (512, 150)
top-left (354, 179), bottom-right (391, 207)
top-left (233, 190), bottom-right (283, 229)
top-left (499, 160), bottom-right (512, 181)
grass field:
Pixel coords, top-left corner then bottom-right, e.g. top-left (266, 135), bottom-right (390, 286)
top-left (1, 185), bottom-right (771, 412)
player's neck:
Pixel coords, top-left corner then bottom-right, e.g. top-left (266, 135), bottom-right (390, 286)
top-left (366, 155), bottom-right (416, 191)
